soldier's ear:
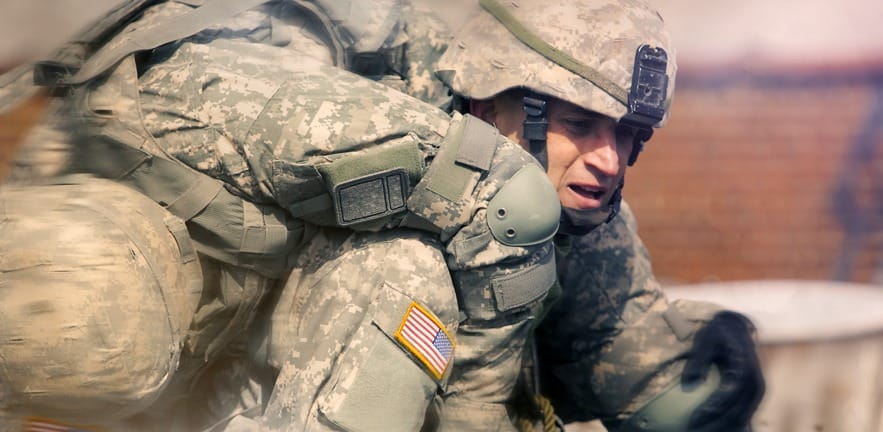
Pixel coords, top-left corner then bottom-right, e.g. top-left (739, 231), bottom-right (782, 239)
top-left (469, 98), bottom-right (497, 125)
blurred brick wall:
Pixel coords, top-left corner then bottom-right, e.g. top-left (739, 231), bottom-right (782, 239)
top-left (1, 69), bottom-right (881, 285)
top-left (628, 71), bottom-right (883, 284)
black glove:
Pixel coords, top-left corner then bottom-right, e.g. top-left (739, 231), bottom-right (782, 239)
top-left (682, 311), bottom-right (765, 431)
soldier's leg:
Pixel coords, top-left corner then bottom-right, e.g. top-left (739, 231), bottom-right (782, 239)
top-left (0, 179), bottom-right (202, 431)
top-left (253, 228), bottom-right (459, 431)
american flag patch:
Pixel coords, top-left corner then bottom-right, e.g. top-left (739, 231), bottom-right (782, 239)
top-left (23, 417), bottom-right (99, 432)
top-left (394, 302), bottom-right (455, 380)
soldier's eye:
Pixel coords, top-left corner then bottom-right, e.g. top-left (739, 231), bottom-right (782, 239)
top-left (562, 119), bottom-right (596, 134)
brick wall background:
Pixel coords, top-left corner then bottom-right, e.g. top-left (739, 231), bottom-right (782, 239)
top-left (2, 68), bottom-right (882, 286)
top-left (628, 70), bottom-right (883, 285)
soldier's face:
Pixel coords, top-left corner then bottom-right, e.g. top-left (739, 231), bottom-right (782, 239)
top-left (472, 94), bottom-right (634, 210)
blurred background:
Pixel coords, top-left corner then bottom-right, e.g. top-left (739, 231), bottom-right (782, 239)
top-left (1, 0), bottom-right (881, 430)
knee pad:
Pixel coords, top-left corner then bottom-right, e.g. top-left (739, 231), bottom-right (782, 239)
top-left (619, 367), bottom-right (721, 432)
top-left (0, 177), bottom-right (202, 423)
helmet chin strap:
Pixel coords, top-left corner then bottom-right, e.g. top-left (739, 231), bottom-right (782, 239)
top-left (522, 92), bottom-right (549, 170)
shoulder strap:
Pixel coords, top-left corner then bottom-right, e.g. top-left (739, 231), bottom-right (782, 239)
top-left (32, 0), bottom-right (271, 88)
top-left (34, 0), bottom-right (160, 87)
top-left (68, 0), bottom-right (270, 85)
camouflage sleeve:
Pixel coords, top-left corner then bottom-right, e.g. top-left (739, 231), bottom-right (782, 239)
top-left (398, 1), bottom-right (454, 109)
top-left (533, 202), bottom-right (722, 427)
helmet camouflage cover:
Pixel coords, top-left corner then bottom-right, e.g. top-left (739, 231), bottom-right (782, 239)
top-left (436, 0), bottom-right (676, 127)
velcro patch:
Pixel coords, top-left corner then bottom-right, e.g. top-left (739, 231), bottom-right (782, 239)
top-left (23, 417), bottom-right (104, 432)
top-left (333, 168), bottom-right (409, 226)
top-left (394, 302), bottom-right (455, 380)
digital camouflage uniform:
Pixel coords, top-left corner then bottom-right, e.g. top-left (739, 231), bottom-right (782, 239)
top-left (430, 0), bottom-right (743, 430)
top-left (535, 205), bottom-right (723, 429)
top-left (0, 1), bottom-right (762, 431)
top-left (1, 1), bottom-right (560, 431)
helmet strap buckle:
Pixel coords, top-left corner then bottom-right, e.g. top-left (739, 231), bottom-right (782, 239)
top-left (522, 92), bottom-right (549, 169)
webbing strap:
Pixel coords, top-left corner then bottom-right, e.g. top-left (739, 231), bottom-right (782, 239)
top-left (165, 216), bottom-right (198, 263)
top-left (286, 193), bottom-right (333, 218)
top-left (478, 0), bottom-right (628, 106)
top-left (425, 122), bottom-right (473, 202)
top-left (164, 169), bottom-right (225, 221)
top-left (98, 134), bottom-right (225, 222)
top-left (456, 115), bottom-right (497, 171)
top-left (425, 114), bottom-right (497, 202)
top-left (241, 200), bottom-right (290, 254)
top-left (522, 93), bottom-right (548, 170)
top-left (33, 0), bottom-right (156, 87)
top-left (492, 247), bottom-right (556, 312)
top-left (69, 0), bottom-right (270, 84)
top-left (100, 139), bottom-right (294, 274)
top-left (74, 0), bottom-right (162, 44)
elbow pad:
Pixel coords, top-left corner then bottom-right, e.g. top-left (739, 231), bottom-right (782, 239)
top-left (487, 163), bottom-right (560, 247)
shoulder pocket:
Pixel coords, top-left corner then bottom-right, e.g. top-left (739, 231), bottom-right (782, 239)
top-left (318, 283), bottom-right (454, 431)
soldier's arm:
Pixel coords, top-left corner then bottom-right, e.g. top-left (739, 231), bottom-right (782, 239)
top-left (534, 202), bottom-right (760, 430)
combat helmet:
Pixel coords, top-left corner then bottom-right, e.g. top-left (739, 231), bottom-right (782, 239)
top-left (436, 0), bottom-right (676, 230)
top-left (0, 176), bottom-right (203, 422)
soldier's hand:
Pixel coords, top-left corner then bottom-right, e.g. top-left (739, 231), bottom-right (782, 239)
top-left (682, 311), bottom-right (765, 431)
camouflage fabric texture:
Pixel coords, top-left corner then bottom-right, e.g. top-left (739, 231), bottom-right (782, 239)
top-left (256, 228), bottom-right (459, 431)
top-left (398, 0), bottom-right (455, 110)
top-left (533, 203), bottom-right (721, 429)
top-left (436, 0), bottom-right (677, 126)
top-left (2, 0), bottom-right (557, 430)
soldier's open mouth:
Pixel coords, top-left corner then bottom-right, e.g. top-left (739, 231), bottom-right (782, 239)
top-left (569, 185), bottom-right (604, 200)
